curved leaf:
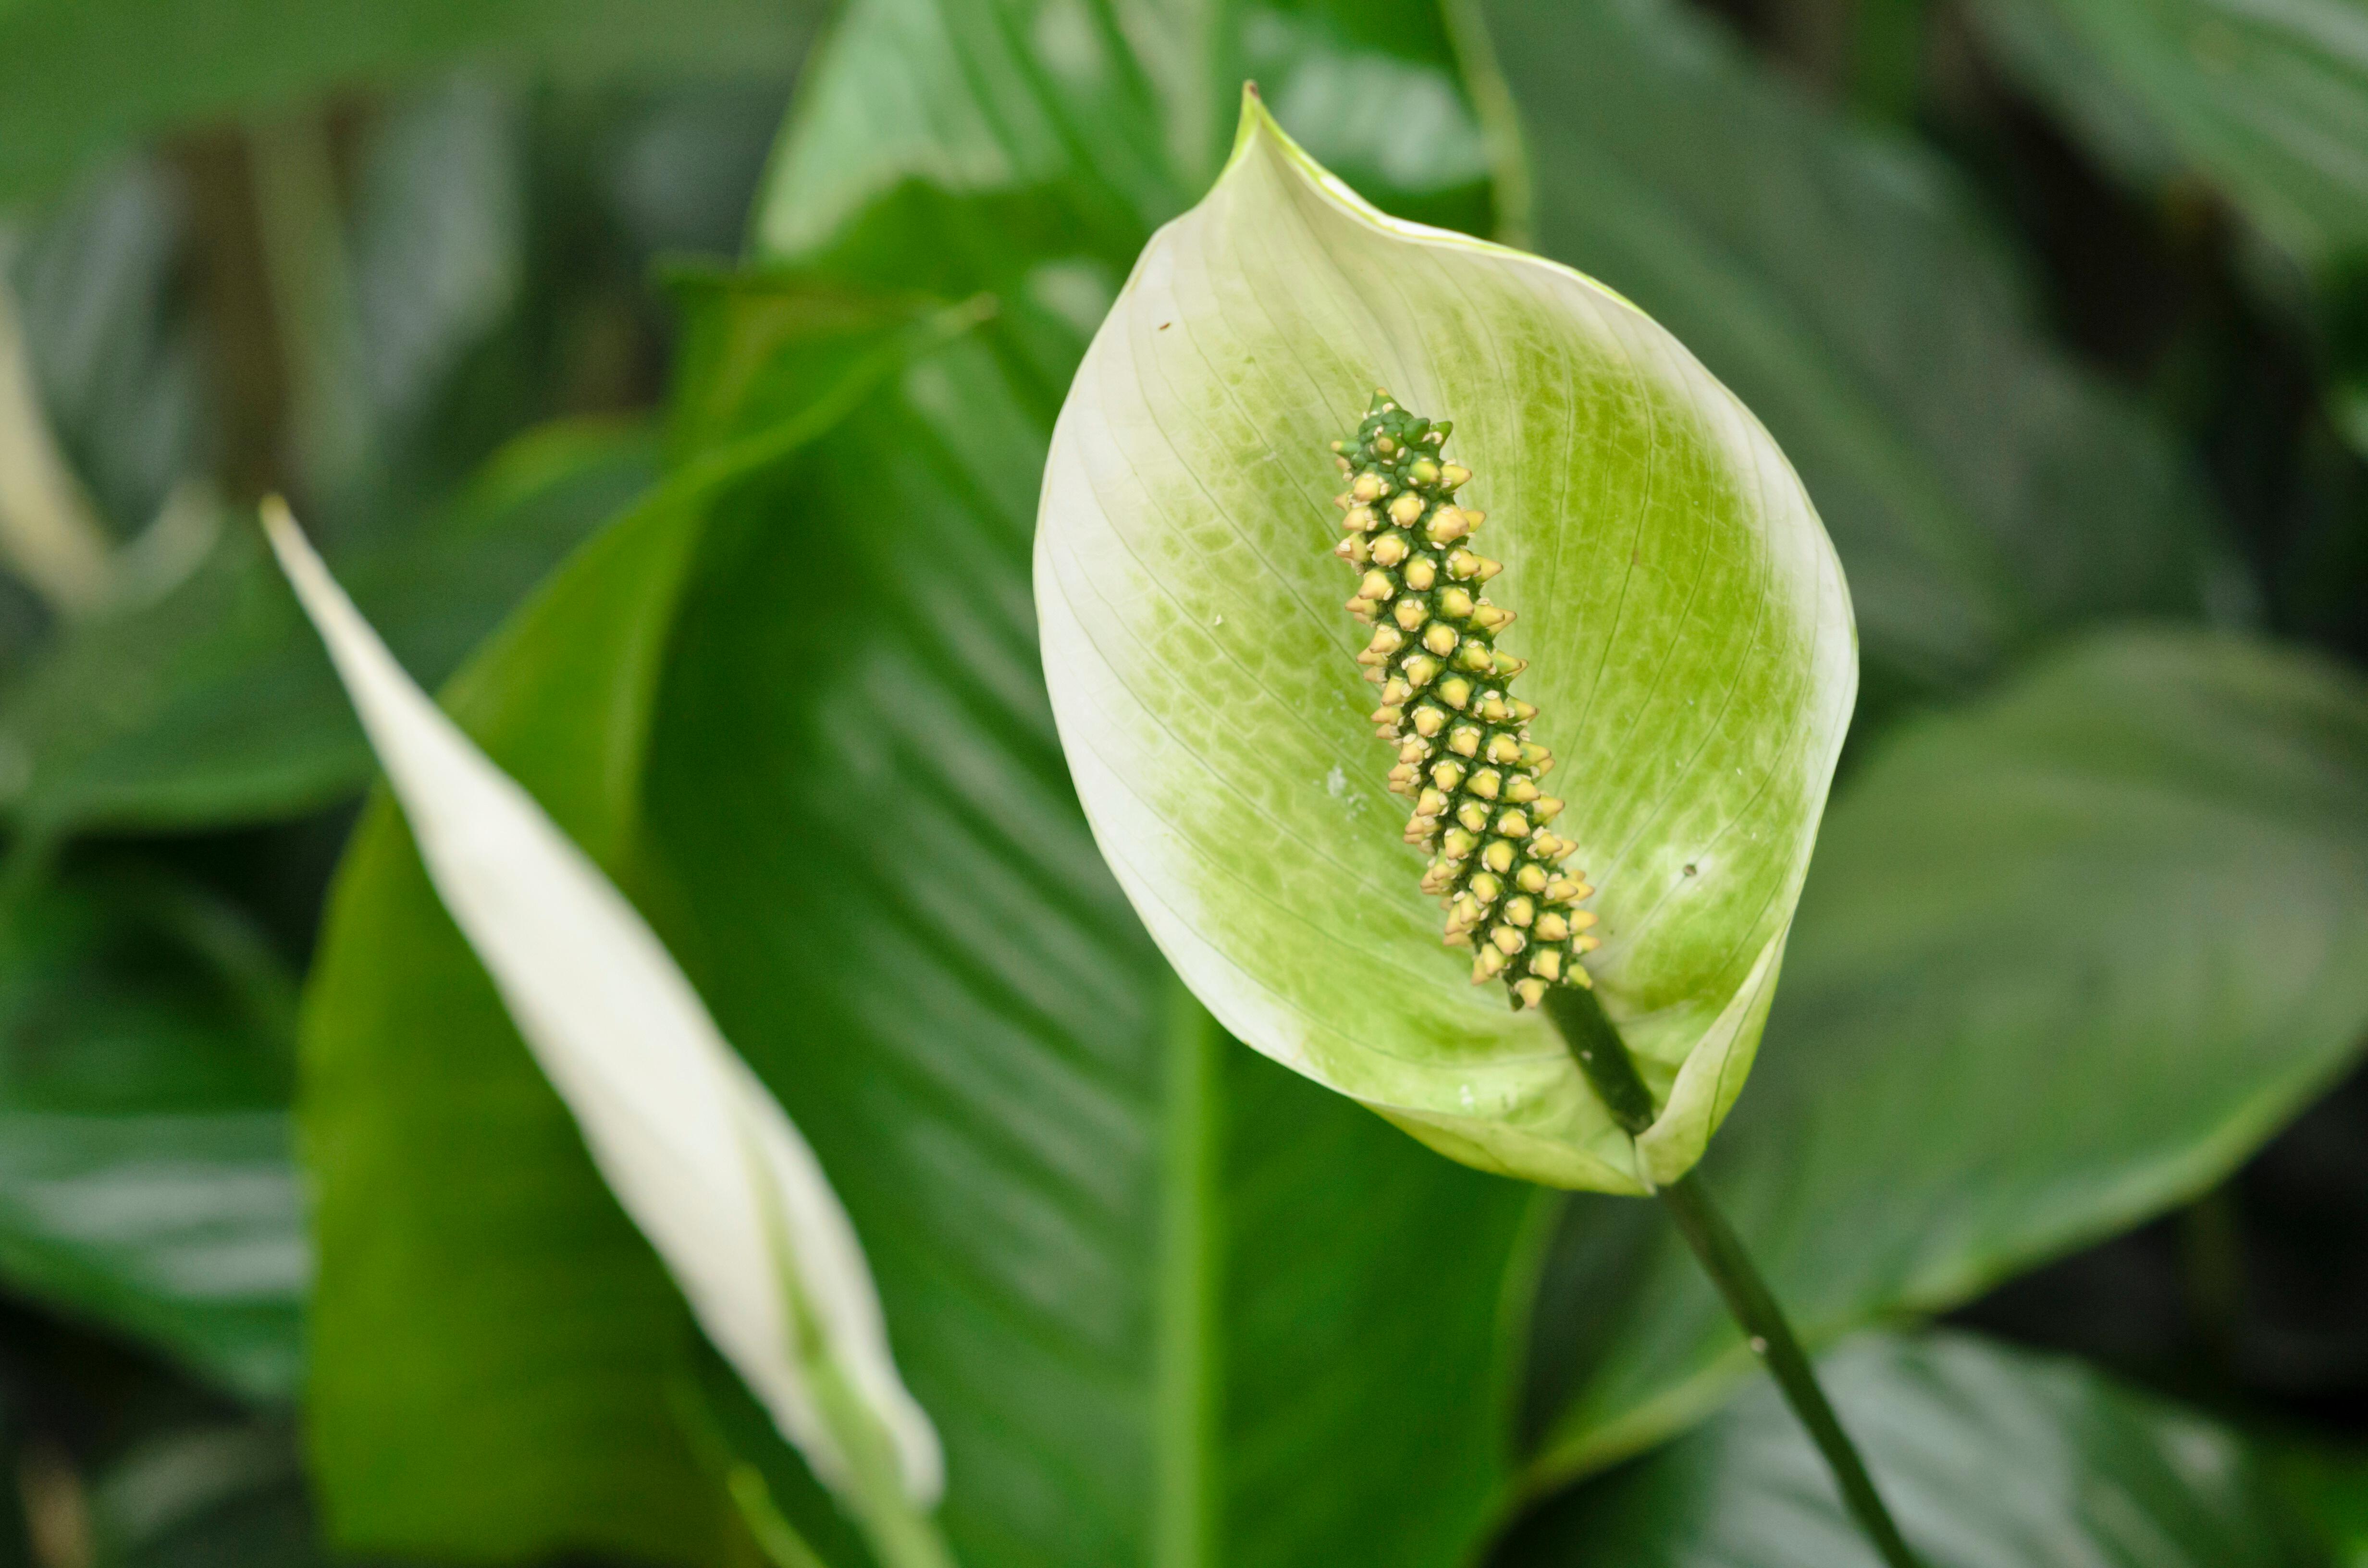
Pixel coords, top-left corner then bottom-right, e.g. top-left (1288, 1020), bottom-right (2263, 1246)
top-left (1504, 1331), bottom-right (2321, 1568)
top-left (298, 289), bottom-right (971, 1565)
top-left (642, 298), bottom-right (1542, 1568)
top-left (1036, 96), bottom-right (1856, 1192)
top-left (1969, 0), bottom-right (2368, 278)
top-left (1526, 628), bottom-right (2368, 1482)
top-left (267, 506), bottom-right (942, 1513)
top-left (0, 873), bottom-right (303, 1398)
top-left (300, 5), bottom-right (1551, 1559)
top-left (0, 420), bottom-right (655, 841)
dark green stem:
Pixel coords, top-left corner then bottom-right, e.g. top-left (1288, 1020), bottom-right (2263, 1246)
top-left (1542, 986), bottom-right (1924, 1568)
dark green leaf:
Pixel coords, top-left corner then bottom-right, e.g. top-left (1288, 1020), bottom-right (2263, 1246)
top-left (0, 874), bottom-right (303, 1399)
top-left (1970, 0), bottom-right (2368, 279)
top-left (1528, 629), bottom-right (2368, 1484)
top-left (92, 1419), bottom-right (332, 1568)
top-left (0, 0), bottom-right (816, 211)
top-left (0, 418), bottom-right (655, 843)
top-left (1503, 1331), bottom-right (2323, 1567)
top-left (2269, 1444), bottom-right (2368, 1566)
top-left (642, 304), bottom-right (1541, 1568)
top-left (1478, 0), bottom-right (2210, 698)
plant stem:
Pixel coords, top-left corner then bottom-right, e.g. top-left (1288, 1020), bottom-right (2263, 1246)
top-left (1655, 1176), bottom-right (1922, 1568)
top-left (1542, 986), bottom-right (1924, 1568)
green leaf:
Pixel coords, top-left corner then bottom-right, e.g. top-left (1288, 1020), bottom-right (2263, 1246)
top-left (1504, 1331), bottom-right (2323, 1567)
top-left (307, 282), bottom-right (1544, 1566)
top-left (642, 296), bottom-right (1542, 1568)
top-left (305, 4), bottom-right (1549, 1561)
top-left (1037, 96), bottom-right (1856, 1192)
top-left (300, 291), bottom-right (955, 1566)
top-left (1968, 0), bottom-right (2368, 279)
top-left (1526, 628), bottom-right (2368, 1483)
top-left (1476, 0), bottom-right (2210, 698)
top-left (2270, 1444), bottom-right (2368, 1567)
top-left (750, 0), bottom-right (1495, 281)
top-left (271, 497), bottom-right (951, 1559)
top-left (0, 418), bottom-right (655, 843)
top-left (0, 873), bottom-right (304, 1399)
top-left (0, 0), bottom-right (816, 211)
top-left (91, 1419), bottom-right (331, 1568)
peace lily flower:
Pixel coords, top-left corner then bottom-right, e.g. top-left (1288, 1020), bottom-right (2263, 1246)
top-left (1035, 92), bottom-right (1856, 1193)
top-left (262, 503), bottom-right (948, 1561)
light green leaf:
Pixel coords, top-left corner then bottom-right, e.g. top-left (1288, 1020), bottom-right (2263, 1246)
top-left (1526, 629), bottom-right (2368, 1482)
top-left (1505, 1331), bottom-right (2322, 1567)
top-left (1036, 96), bottom-right (1856, 1193)
top-left (1478, 0), bottom-right (2210, 698)
top-left (1968, 0), bottom-right (2368, 278)
top-left (268, 504), bottom-right (943, 1524)
top-left (299, 289), bottom-right (969, 1566)
top-left (0, 873), bottom-right (304, 1399)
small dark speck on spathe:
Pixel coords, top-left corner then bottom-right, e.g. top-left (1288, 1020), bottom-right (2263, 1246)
top-left (1682, 863), bottom-right (1698, 876)
top-left (1159, 321), bottom-right (1172, 331)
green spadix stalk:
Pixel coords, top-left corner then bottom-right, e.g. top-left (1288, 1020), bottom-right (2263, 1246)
top-left (1037, 90), bottom-right (1914, 1563)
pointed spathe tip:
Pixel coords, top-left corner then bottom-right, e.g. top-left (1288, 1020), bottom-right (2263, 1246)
top-left (1225, 78), bottom-right (1279, 169)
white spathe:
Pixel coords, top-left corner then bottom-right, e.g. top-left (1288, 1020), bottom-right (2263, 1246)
top-left (264, 500), bottom-right (941, 1504)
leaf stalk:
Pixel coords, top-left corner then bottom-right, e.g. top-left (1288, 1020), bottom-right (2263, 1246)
top-left (1542, 986), bottom-right (1924, 1568)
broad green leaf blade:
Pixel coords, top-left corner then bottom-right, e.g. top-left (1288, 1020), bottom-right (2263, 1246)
top-left (301, 483), bottom-right (739, 1563)
top-left (1478, 0), bottom-right (2209, 698)
top-left (1527, 629), bottom-right (2368, 1482)
top-left (1968, 0), bottom-right (2368, 278)
top-left (305, 8), bottom-right (1545, 1563)
top-left (267, 505), bottom-right (941, 1507)
top-left (641, 305), bottom-right (1544, 1568)
top-left (0, 420), bottom-right (654, 841)
top-left (296, 291), bottom-right (1007, 1565)
top-left (750, 0), bottom-right (1496, 283)
top-left (0, 874), bottom-right (304, 1398)
top-left (1037, 97), bottom-right (1856, 1192)
top-left (0, 0), bottom-right (815, 211)
top-left (1503, 1331), bottom-right (2321, 1567)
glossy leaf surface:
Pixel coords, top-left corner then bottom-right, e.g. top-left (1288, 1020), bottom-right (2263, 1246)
top-left (646, 293), bottom-right (1539, 1568)
top-left (0, 874), bottom-right (304, 1398)
top-left (1038, 99), bottom-right (1856, 1191)
top-left (300, 4), bottom-right (1548, 1563)
top-left (0, 421), bottom-right (654, 842)
top-left (1506, 1332), bottom-right (2320, 1568)
top-left (1970, 0), bottom-right (2368, 276)
top-left (1527, 630), bottom-right (2368, 1481)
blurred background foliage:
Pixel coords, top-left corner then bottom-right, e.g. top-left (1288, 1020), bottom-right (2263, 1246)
top-left (0, 0), bottom-right (2365, 1563)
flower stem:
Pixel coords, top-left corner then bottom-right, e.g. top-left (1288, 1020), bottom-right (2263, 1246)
top-left (1542, 986), bottom-right (1924, 1568)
